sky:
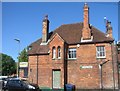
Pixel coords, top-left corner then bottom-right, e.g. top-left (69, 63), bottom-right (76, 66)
top-left (2, 2), bottom-right (119, 61)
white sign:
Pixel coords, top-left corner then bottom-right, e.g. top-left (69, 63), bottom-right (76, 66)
top-left (118, 48), bottom-right (120, 51)
top-left (80, 66), bottom-right (93, 69)
top-left (19, 62), bottom-right (28, 67)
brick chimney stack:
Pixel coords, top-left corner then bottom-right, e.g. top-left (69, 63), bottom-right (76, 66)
top-left (106, 20), bottom-right (112, 38)
top-left (82, 3), bottom-right (91, 40)
top-left (42, 15), bottom-right (49, 43)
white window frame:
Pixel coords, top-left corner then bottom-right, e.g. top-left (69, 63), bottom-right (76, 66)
top-left (58, 47), bottom-right (61, 59)
top-left (52, 47), bottom-right (56, 59)
top-left (68, 48), bottom-right (76, 59)
top-left (96, 46), bottom-right (106, 58)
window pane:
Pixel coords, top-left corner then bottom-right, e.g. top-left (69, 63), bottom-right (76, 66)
top-left (102, 51), bottom-right (105, 56)
top-left (97, 47), bottom-right (99, 51)
top-left (69, 50), bottom-right (71, 58)
top-left (100, 52), bottom-right (102, 56)
top-left (75, 51), bottom-right (76, 58)
top-left (100, 46), bottom-right (102, 51)
top-left (53, 47), bottom-right (56, 59)
top-left (97, 51), bottom-right (100, 57)
top-left (58, 47), bottom-right (61, 58)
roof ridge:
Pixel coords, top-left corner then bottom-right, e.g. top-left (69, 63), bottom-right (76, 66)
top-left (91, 26), bottom-right (105, 35)
top-left (29, 38), bottom-right (42, 46)
top-left (28, 22), bottom-right (114, 55)
top-left (61, 22), bottom-right (83, 26)
top-left (52, 22), bottom-right (83, 35)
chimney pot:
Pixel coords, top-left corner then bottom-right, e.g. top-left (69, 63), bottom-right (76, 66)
top-left (106, 20), bottom-right (112, 38)
top-left (45, 15), bottom-right (48, 19)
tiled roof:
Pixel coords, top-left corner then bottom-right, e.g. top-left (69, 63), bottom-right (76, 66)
top-left (28, 38), bottom-right (49, 55)
top-left (28, 22), bottom-right (114, 55)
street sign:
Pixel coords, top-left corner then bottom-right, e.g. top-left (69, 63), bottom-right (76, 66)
top-left (80, 65), bottom-right (93, 69)
top-left (19, 62), bottom-right (28, 68)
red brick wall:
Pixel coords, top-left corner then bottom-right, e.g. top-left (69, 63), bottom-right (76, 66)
top-left (28, 56), bottom-right (38, 84)
top-left (19, 69), bottom-right (24, 78)
top-left (28, 33), bottom-right (65, 88)
top-left (28, 36), bottom-right (118, 89)
top-left (67, 43), bottom-right (118, 89)
top-left (48, 33), bottom-right (65, 88)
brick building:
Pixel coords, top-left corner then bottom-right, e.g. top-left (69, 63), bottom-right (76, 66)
top-left (28, 3), bottom-right (119, 89)
top-left (117, 41), bottom-right (120, 88)
top-left (19, 62), bottom-right (28, 79)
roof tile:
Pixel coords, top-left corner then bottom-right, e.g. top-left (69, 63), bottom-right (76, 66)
top-left (28, 22), bottom-right (113, 55)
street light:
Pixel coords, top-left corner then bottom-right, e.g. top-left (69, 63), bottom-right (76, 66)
top-left (14, 38), bottom-right (20, 77)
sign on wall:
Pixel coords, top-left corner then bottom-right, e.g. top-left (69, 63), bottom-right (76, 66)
top-left (80, 65), bottom-right (93, 69)
top-left (19, 62), bottom-right (28, 68)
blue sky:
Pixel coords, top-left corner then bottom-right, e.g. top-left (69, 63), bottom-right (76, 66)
top-left (2, 2), bottom-right (118, 61)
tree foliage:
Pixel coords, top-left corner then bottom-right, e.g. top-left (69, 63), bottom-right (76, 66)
top-left (18, 48), bottom-right (28, 62)
top-left (1, 53), bottom-right (16, 76)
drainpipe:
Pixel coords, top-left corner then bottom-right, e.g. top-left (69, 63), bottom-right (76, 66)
top-left (37, 55), bottom-right (39, 85)
top-left (116, 41), bottom-right (120, 89)
top-left (99, 64), bottom-right (103, 90)
top-left (64, 43), bottom-right (67, 91)
top-left (99, 60), bottom-right (110, 90)
top-left (110, 42), bottom-right (115, 90)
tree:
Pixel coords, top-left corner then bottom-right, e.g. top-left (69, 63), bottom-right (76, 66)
top-left (0, 53), bottom-right (16, 76)
top-left (18, 48), bottom-right (28, 62)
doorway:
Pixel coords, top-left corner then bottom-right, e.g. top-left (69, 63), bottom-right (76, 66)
top-left (52, 70), bottom-right (61, 89)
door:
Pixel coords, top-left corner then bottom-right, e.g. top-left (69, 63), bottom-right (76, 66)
top-left (52, 70), bottom-right (61, 89)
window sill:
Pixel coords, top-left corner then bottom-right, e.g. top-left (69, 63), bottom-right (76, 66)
top-left (67, 58), bottom-right (77, 60)
top-left (52, 58), bottom-right (56, 60)
top-left (58, 57), bottom-right (61, 60)
top-left (96, 57), bottom-right (106, 59)
top-left (52, 58), bottom-right (61, 60)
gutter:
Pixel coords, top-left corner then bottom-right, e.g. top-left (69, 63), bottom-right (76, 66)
top-left (28, 53), bottom-right (49, 56)
top-left (68, 40), bottom-right (114, 45)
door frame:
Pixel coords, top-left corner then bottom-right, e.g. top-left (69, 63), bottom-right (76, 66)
top-left (52, 69), bottom-right (61, 89)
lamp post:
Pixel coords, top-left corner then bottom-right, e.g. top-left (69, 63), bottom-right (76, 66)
top-left (14, 38), bottom-right (20, 77)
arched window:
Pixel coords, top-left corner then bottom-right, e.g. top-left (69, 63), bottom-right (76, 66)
top-left (52, 47), bottom-right (56, 59)
top-left (58, 46), bottom-right (61, 59)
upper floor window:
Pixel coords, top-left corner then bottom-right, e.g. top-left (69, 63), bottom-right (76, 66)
top-left (96, 46), bottom-right (106, 58)
top-left (58, 46), bottom-right (61, 59)
top-left (52, 47), bottom-right (56, 59)
top-left (68, 48), bottom-right (76, 59)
